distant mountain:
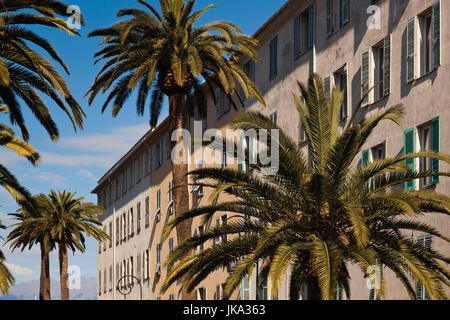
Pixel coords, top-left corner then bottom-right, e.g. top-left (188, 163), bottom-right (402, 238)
top-left (0, 277), bottom-right (97, 300)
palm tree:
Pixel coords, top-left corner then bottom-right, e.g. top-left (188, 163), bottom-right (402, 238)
top-left (41, 190), bottom-right (109, 300)
top-left (9, 190), bottom-right (109, 300)
top-left (161, 74), bottom-right (450, 300)
top-left (0, 219), bottom-right (14, 295)
top-left (87, 0), bottom-right (264, 300)
top-left (0, 107), bottom-right (38, 296)
top-left (7, 195), bottom-right (57, 300)
top-left (0, 0), bottom-right (86, 141)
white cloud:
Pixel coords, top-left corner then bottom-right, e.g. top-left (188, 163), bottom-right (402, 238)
top-left (58, 124), bottom-right (149, 154)
top-left (5, 263), bottom-right (35, 276)
top-left (75, 169), bottom-right (97, 181)
top-left (21, 171), bottom-right (66, 188)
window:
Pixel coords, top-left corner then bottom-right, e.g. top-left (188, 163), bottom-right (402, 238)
top-left (404, 127), bottom-right (416, 191)
top-left (221, 215), bottom-right (228, 243)
top-left (258, 276), bottom-right (269, 300)
top-left (103, 227), bottom-right (106, 251)
top-left (123, 212), bottom-right (127, 241)
top-left (116, 217), bottom-right (119, 246)
top-left (241, 60), bottom-right (255, 103)
top-left (334, 65), bottom-right (348, 120)
top-left (167, 180), bottom-right (174, 215)
top-left (338, 0), bottom-right (350, 28)
top-left (137, 202), bottom-right (141, 235)
top-left (326, 0), bottom-right (333, 36)
top-left (417, 1), bottom-right (441, 77)
top-left (270, 112), bottom-right (277, 124)
top-left (214, 217), bottom-right (221, 245)
top-left (169, 294), bottom-right (174, 300)
top-left (98, 271), bottom-right (101, 296)
top-left (418, 117), bottom-right (440, 187)
top-left (371, 142), bottom-right (386, 161)
top-left (144, 151), bottom-right (149, 176)
top-left (222, 150), bottom-right (228, 169)
top-left (269, 36), bottom-right (278, 79)
top-left (215, 88), bottom-right (221, 119)
top-left (191, 160), bottom-right (204, 197)
top-left (155, 189), bottom-right (161, 221)
top-left (293, 4), bottom-right (315, 58)
top-left (165, 133), bottom-right (171, 159)
top-left (144, 197), bottom-right (149, 229)
top-left (115, 178), bottom-right (120, 200)
top-left (224, 95), bottom-right (230, 113)
top-left (130, 207), bottom-right (134, 237)
top-left (214, 285), bottom-right (222, 300)
top-left (336, 284), bottom-right (344, 300)
top-left (196, 287), bottom-right (207, 300)
top-left (136, 157), bottom-right (142, 183)
top-left (156, 243), bottom-right (162, 275)
top-left (372, 36), bottom-right (391, 100)
top-left (122, 171), bottom-right (126, 196)
top-left (240, 275), bottom-right (251, 300)
top-left (109, 222), bottom-right (112, 248)
top-left (103, 269), bottom-right (107, 294)
top-left (415, 235), bottom-right (432, 300)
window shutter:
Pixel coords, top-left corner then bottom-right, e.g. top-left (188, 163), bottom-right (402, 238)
top-left (340, 69), bottom-right (348, 120)
top-left (431, 0), bottom-right (441, 69)
top-left (362, 149), bottom-right (370, 166)
top-left (362, 149), bottom-right (370, 188)
top-left (270, 36), bottom-right (278, 78)
top-left (404, 127), bottom-right (416, 191)
top-left (324, 75), bottom-right (331, 100)
top-left (406, 17), bottom-right (416, 82)
top-left (369, 288), bottom-right (375, 300)
top-left (165, 133), bottom-right (170, 158)
top-left (159, 140), bottom-right (163, 165)
top-left (153, 144), bottom-right (157, 169)
top-left (215, 88), bottom-right (221, 119)
top-left (308, 4), bottom-right (315, 49)
top-left (249, 60), bottom-right (255, 81)
top-left (326, 0), bottom-right (333, 35)
top-left (431, 116), bottom-right (440, 184)
top-left (415, 280), bottom-right (423, 300)
top-left (383, 35), bottom-right (391, 96)
top-left (294, 14), bottom-right (301, 57)
top-left (361, 49), bottom-right (371, 106)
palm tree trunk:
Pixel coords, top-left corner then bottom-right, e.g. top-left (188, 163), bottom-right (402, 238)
top-left (306, 277), bottom-right (322, 300)
top-left (39, 243), bottom-right (51, 300)
top-left (58, 241), bottom-right (70, 300)
top-left (169, 92), bottom-right (195, 300)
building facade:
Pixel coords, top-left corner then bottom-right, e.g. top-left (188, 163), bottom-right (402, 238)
top-left (95, 0), bottom-right (449, 300)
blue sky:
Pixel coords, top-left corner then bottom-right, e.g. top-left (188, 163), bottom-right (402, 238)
top-left (0, 0), bottom-right (287, 284)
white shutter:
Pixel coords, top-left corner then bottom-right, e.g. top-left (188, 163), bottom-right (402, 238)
top-left (361, 49), bottom-right (371, 106)
top-left (431, 0), bottom-right (441, 69)
top-left (406, 17), bottom-right (416, 82)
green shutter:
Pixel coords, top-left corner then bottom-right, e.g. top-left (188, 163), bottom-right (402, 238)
top-left (431, 116), bottom-right (440, 184)
top-left (431, 0), bottom-right (441, 69)
top-left (404, 127), bottom-right (416, 191)
top-left (362, 149), bottom-right (370, 188)
top-left (361, 49), bottom-right (371, 106)
top-left (406, 17), bottom-right (416, 82)
top-left (362, 149), bottom-right (370, 166)
top-left (294, 14), bottom-right (301, 57)
top-left (383, 35), bottom-right (391, 96)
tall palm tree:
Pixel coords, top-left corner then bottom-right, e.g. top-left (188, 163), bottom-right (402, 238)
top-left (161, 74), bottom-right (450, 300)
top-left (0, 219), bottom-right (14, 295)
top-left (0, 0), bottom-right (86, 141)
top-left (7, 195), bottom-right (56, 300)
top-left (16, 190), bottom-right (109, 300)
top-left (0, 107), bottom-right (38, 296)
top-left (87, 0), bottom-right (264, 299)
